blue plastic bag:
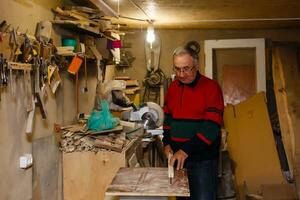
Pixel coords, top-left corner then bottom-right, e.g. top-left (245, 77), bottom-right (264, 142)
top-left (87, 100), bottom-right (119, 131)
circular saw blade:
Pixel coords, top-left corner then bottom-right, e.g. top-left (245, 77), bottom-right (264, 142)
top-left (145, 102), bottom-right (164, 127)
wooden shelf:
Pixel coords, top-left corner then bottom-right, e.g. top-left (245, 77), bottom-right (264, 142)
top-left (52, 20), bottom-right (103, 38)
top-left (52, 20), bottom-right (116, 41)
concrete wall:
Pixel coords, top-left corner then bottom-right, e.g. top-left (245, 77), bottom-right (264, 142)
top-left (0, 1), bottom-right (76, 199)
top-left (0, 0), bottom-right (61, 44)
top-left (113, 28), bottom-right (300, 85)
top-left (1, 1), bottom-right (300, 199)
top-left (78, 28), bottom-right (300, 121)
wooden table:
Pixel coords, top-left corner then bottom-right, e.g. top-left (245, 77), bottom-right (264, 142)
top-left (63, 138), bottom-right (141, 200)
top-left (106, 167), bottom-right (190, 199)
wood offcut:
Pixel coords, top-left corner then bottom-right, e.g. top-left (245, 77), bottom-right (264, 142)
top-left (57, 123), bottom-right (129, 153)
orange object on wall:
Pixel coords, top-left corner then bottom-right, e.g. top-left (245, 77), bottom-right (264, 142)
top-left (68, 55), bottom-right (83, 75)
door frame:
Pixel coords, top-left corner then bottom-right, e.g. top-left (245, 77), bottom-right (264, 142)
top-left (204, 38), bottom-right (266, 92)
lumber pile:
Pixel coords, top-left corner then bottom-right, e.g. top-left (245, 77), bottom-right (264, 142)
top-left (58, 123), bottom-right (129, 153)
top-left (115, 76), bottom-right (140, 95)
top-left (51, 6), bottom-right (115, 39)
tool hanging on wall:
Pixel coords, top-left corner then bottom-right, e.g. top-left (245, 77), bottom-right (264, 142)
top-left (80, 43), bottom-right (88, 93)
top-left (83, 55), bottom-right (88, 92)
top-left (20, 33), bottom-right (34, 63)
top-left (33, 57), bottom-right (47, 119)
top-left (0, 54), bottom-right (9, 101)
top-left (1, 20), bottom-right (57, 127)
top-left (9, 28), bottom-right (22, 62)
top-left (0, 54), bottom-right (8, 86)
top-left (7, 62), bottom-right (33, 111)
top-left (89, 46), bottom-right (103, 82)
top-left (25, 98), bottom-right (36, 134)
top-left (0, 20), bottom-right (10, 42)
top-left (143, 34), bottom-right (165, 103)
top-left (67, 54), bottom-right (83, 74)
top-left (66, 54), bottom-right (84, 116)
top-left (47, 64), bottom-right (61, 94)
top-left (35, 21), bottom-right (52, 44)
top-left (143, 68), bottom-right (165, 104)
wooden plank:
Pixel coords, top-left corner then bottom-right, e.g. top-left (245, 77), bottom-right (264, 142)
top-left (8, 62), bottom-right (32, 70)
top-left (51, 20), bottom-right (102, 37)
top-left (87, 0), bottom-right (119, 18)
top-left (106, 167), bottom-right (190, 197)
top-left (125, 87), bottom-right (140, 95)
top-left (272, 44), bottom-right (300, 196)
top-left (104, 64), bottom-right (115, 81)
top-left (261, 184), bottom-right (297, 200)
top-left (86, 125), bottom-right (123, 135)
top-left (224, 92), bottom-right (284, 197)
top-left (126, 80), bottom-right (139, 87)
top-left (115, 76), bottom-right (131, 80)
top-left (33, 135), bottom-right (61, 200)
top-left (93, 135), bottom-right (125, 152)
top-left (53, 7), bottom-right (100, 27)
top-left (0, 78), bottom-right (32, 200)
top-left (89, 46), bottom-right (102, 60)
top-left (70, 6), bottom-right (99, 14)
top-left (272, 47), bottom-right (295, 179)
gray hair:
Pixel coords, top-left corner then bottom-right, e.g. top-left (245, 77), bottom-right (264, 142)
top-left (173, 46), bottom-right (199, 66)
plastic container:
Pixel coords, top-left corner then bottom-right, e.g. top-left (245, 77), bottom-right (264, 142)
top-left (62, 38), bottom-right (77, 49)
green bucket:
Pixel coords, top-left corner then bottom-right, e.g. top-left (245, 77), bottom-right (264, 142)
top-left (62, 38), bottom-right (77, 49)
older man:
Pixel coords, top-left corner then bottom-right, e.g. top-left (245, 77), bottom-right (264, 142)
top-left (163, 41), bottom-right (224, 200)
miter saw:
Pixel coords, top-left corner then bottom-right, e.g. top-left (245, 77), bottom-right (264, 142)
top-left (122, 102), bottom-right (164, 132)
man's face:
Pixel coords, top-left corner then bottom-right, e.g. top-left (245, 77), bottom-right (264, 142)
top-left (173, 54), bottom-right (198, 84)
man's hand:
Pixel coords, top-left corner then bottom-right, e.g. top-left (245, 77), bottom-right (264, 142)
top-left (170, 150), bottom-right (188, 170)
top-left (164, 144), bottom-right (173, 158)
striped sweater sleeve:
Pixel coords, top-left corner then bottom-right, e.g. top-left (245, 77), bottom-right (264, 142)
top-left (162, 113), bottom-right (172, 146)
top-left (162, 91), bottom-right (172, 146)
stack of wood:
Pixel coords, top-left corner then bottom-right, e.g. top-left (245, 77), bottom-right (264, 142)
top-left (51, 6), bottom-right (114, 38)
top-left (58, 123), bottom-right (129, 153)
top-left (115, 76), bottom-right (140, 95)
top-left (56, 46), bottom-right (75, 56)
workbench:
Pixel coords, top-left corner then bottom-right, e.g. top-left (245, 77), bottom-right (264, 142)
top-left (62, 137), bottom-right (141, 200)
top-left (106, 167), bottom-right (190, 200)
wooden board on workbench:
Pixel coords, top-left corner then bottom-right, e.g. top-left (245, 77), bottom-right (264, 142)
top-left (87, 125), bottom-right (123, 135)
top-left (106, 167), bottom-right (190, 197)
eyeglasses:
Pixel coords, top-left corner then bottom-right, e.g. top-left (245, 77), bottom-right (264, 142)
top-left (173, 66), bottom-right (195, 74)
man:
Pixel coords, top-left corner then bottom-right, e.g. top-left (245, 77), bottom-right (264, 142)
top-left (163, 41), bottom-right (224, 200)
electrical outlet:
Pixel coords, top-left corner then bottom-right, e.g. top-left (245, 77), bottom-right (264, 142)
top-left (20, 154), bottom-right (33, 169)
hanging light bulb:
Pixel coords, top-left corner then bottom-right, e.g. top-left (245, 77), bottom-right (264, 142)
top-left (146, 24), bottom-right (155, 44)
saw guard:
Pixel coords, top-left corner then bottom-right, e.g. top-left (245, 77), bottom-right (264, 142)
top-left (145, 102), bottom-right (164, 127)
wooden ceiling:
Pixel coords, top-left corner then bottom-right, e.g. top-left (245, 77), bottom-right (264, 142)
top-left (88, 0), bottom-right (300, 29)
top-left (105, 0), bottom-right (300, 29)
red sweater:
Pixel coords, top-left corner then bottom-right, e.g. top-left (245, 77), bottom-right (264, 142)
top-left (163, 72), bottom-right (224, 160)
